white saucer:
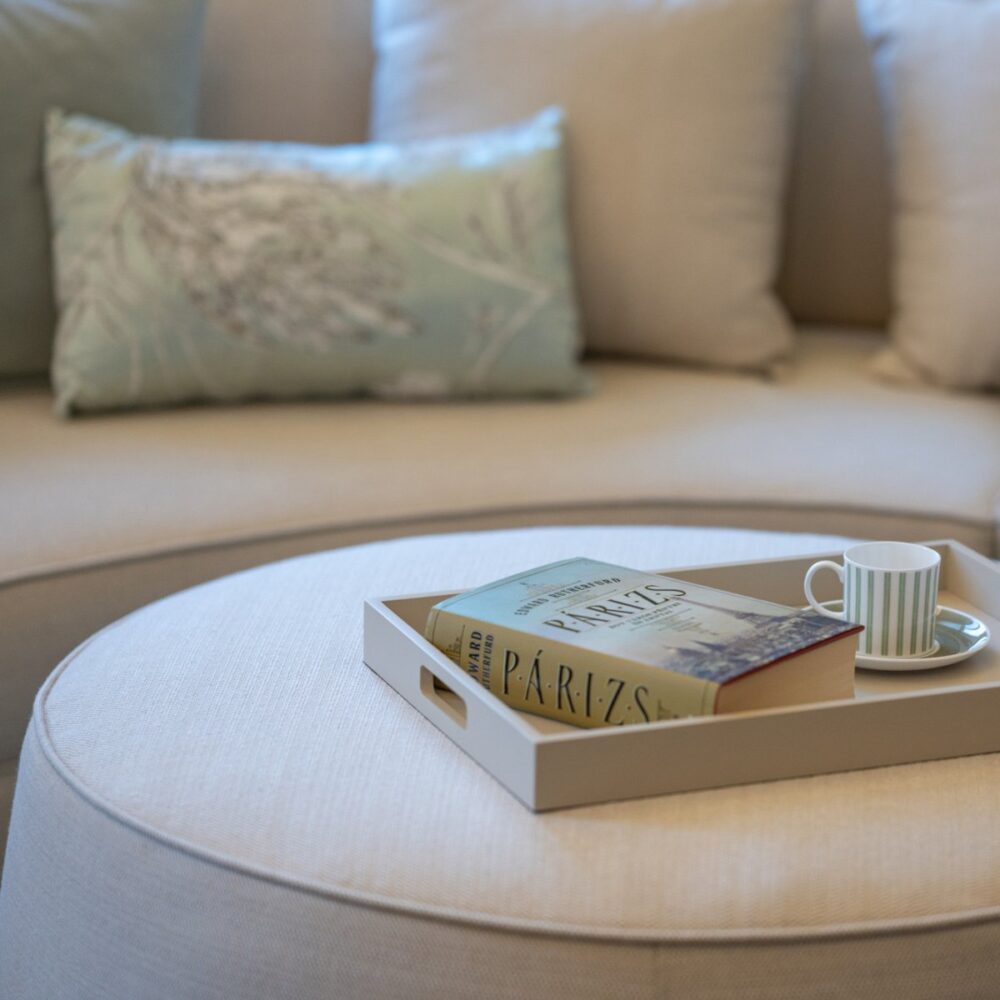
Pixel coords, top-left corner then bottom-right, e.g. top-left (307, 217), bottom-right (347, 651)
top-left (814, 602), bottom-right (991, 671)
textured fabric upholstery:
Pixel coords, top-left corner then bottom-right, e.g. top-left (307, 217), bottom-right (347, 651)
top-left (3, 527), bottom-right (1000, 997)
top-left (199, 0), bottom-right (372, 146)
top-left (776, 0), bottom-right (891, 326)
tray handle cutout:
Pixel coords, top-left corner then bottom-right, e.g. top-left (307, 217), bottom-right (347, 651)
top-left (419, 665), bottom-right (468, 728)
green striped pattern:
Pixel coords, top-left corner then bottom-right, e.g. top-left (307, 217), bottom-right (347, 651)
top-left (844, 561), bottom-right (939, 657)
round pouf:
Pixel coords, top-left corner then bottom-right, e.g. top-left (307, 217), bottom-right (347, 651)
top-left (2, 526), bottom-right (1000, 1000)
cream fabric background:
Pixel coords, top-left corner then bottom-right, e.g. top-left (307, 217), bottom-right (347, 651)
top-left (860, 0), bottom-right (1000, 389)
top-left (3, 527), bottom-right (1000, 997)
top-left (199, 0), bottom-right (373, 145)
top-left (776, 0), bottom-right (890, 326)
top-left (371, 0), bottom-right (804, 367)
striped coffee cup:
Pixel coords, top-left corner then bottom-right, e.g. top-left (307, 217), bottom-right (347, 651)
top-left (804, 542), bottom-right (941, 658)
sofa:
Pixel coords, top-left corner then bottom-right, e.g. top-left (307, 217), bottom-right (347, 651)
top-left (1, 0), bottom-right (999, 876)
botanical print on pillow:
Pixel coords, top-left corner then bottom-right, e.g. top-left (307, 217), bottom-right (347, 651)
top-left (46, 108), bottom-right (585, 414)
top-left (134, 159), bottom-right (417, 350)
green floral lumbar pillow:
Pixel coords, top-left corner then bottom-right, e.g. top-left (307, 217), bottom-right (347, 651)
top-left (45, 108), bottom-right (585, 415)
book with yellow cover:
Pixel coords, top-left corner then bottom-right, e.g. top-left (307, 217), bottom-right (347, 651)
top-left (424, 557), bottom-right (862, 728)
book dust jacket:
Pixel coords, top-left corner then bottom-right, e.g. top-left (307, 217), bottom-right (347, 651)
top-left (425, 557), bottom-right (860, 728)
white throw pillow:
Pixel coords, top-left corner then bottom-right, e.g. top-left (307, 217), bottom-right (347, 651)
top-left (371, 0), bottom-right (806, 370)
top-left (860, 0), bottom-right (1000, 390)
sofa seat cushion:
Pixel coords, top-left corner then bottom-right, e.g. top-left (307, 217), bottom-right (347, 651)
top-left (3, 327), bottom-right (997, 583)
top-left (1, 325), bottom-right (998, 764)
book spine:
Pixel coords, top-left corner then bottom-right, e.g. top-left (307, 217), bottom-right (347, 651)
top-left (425, 607), bottom-right (717, 728)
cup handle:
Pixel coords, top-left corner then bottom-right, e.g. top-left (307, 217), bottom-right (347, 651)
top-left (804, 561), bottom-right (846, 619)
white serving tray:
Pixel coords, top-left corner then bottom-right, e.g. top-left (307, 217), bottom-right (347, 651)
top-left (363, 540), bottom-right (1000, 811)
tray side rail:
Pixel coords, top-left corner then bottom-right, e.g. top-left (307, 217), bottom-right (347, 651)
top-left (363, 598), bottom-right (542, 808)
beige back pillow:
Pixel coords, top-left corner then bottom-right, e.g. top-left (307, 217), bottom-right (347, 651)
top-left (371, 0), bottom-right (806, 370)
top-left (861, 0), bottom-right (1000, 391)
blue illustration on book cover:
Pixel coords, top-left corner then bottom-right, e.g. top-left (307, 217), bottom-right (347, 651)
top-left (433, 557), bottom-right (858, 684)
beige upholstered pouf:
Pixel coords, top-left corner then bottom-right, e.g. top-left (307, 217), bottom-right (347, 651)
top-left (3, 526), bottom-right (1000, 999)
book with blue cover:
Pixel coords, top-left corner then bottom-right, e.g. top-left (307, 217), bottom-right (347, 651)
top-left (425, 557), bottom-right (862, 728)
